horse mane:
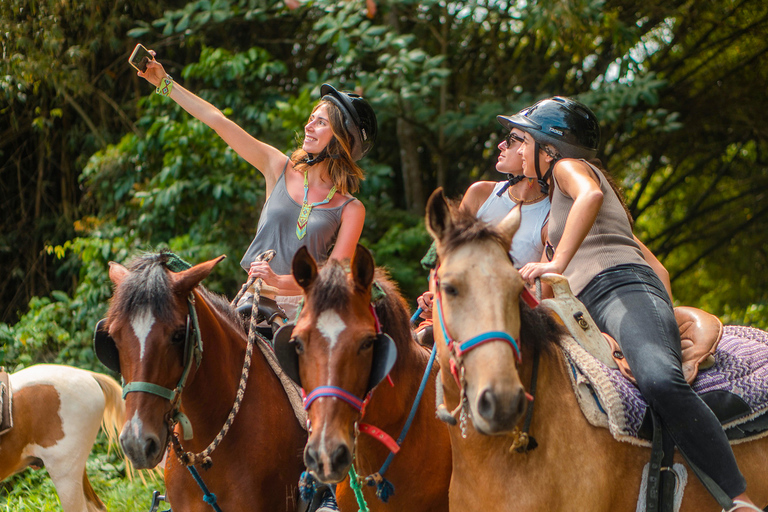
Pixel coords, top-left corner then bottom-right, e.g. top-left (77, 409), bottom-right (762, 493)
top-left (439, 203), bottom-right (509, 258)
top-left (519, 301), bottom-right (567, 355)
top-left (308, 260), bottom-right (413, 348)
top-left (371, 267), bottom-right (414, 349)
top-left (108, 251), bottom-right (245, 335)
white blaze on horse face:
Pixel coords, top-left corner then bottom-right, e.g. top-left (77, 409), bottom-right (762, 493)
top-left (131, 309), bottom-right (156, 361)
top-left (317, 310), bottom-right (347, 349)
top-left (317, 309), bottom-right (347, 388)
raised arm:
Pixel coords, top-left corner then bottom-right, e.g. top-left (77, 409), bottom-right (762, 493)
top-left (137, 53), bottom-right (287, 189)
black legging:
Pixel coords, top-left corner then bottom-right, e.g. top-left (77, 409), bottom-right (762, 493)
top-left (578, 263), bottom-right (746, 501)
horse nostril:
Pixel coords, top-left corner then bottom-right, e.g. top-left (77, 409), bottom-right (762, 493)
top-left (304, 445), bottom-right (319, 472)
top-left (513, 388), bottom-right (527, 417)
top-left (330, 444), bottom-right (351, 472)
top-left (477, 388), bottom-right (497, 420)
top-left (143, 433), bottom-right (160, 461)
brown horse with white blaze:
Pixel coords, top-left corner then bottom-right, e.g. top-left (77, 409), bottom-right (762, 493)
top-left (102, 252), bottom-right (307, 511)
top-left (425, 188), bottom-right (768, 511)
top-left (275, 245), bottom-right (451, 511)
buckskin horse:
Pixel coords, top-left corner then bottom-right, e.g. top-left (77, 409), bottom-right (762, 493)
top-left (424, 188), bottom-right (768, 511)
top-left (97, 252), bottom-right (307, 511)
top-left (274, 245), bottom-right (452, 511)
top-left (0, 364), bottom-right (124, 512)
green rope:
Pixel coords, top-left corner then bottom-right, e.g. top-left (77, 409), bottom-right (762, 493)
top-left (348, 464), bottom-right (369, 512)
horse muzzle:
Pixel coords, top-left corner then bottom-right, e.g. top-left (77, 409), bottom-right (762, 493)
top-left (120, 412), bottom-right (167, 469)
top-left (303, 436), bottom-right (353, 484)
top-left (467, 379), bottom-right (528, 435)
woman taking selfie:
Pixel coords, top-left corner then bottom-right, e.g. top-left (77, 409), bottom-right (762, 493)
top-left (136, 50), bottom-right (377, 321)
top-left (511, 96), bottom-right (757, 512)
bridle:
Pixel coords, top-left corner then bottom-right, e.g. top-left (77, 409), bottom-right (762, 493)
top-left (94, 293), bottom-right (202, 440)
top-left (298, 304), bottom-right (401, 453)
top-left (432, 262), bottom-right (539, 447)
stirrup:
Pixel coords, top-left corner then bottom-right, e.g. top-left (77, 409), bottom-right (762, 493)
top-left (723, 500), bottom-right (764, 512)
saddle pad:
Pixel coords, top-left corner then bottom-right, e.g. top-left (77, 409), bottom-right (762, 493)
top-left (254, 335), bottom-right (308, 429)
top-left (0, 369), bottom-right (12, 436)
top-left (563, 325), bottom-right (768, 447)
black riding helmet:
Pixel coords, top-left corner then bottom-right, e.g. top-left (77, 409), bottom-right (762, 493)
top-left (499, 97), bottom-right (600, 193)
top-left (319, 84), bottom-right (378, 161)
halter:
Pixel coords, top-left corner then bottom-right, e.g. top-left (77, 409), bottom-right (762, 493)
top-left (120, 294), bottom-right (202, 440)
top-left (301, 304), bottom-right (401, 453)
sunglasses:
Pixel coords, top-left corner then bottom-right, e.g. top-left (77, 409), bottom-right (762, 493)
top-left (503, 132), bottom-right (525, 148)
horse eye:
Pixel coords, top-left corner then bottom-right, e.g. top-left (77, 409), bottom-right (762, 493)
top-left (360, 336), bottom-right (376, 352)
top-left (171, 329), bottom-right (185, 345)
top-left (442, 283), bottom-right (459, 297)
top-left (292, 338), bottom-right (305, 355)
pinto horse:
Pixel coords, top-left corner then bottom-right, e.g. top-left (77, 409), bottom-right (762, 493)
top-left (0, 364), bottom-right (124, 512)
top-left (100, 252), bottom-right (307, 511)
top-left (425, 188), bottom-right (768, 512)
top-left (274, 245), bottom-right (452, 511)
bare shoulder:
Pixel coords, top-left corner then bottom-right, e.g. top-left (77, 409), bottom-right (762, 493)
top-left (341, 197), bottom-right (365, 218)
top-left (461, 180), bottom-right (497, 215)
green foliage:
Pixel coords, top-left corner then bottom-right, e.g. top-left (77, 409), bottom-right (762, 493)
top-left (3, 0), bottom-right (768, 373)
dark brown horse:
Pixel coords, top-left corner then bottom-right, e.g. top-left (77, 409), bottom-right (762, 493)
top-left (275, 245), bottom-right (452, 511)
top-left (101, 252), bottom-right (307, 511)
top-left (425, 188), bottom-right (768, 511)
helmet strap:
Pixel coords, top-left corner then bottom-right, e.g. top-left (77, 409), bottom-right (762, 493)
top-left (304, 149), bottom-right (328, 166)
top-left (496, 174), bottom-right (525, 197)
top-left (533, 142), bottom-right (548, 194)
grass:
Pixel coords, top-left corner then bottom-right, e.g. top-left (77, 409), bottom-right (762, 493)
top-left (0, 434), bottom-right (165, 512)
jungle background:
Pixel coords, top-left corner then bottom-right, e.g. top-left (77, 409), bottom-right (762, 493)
top-left (1, 0), bottom-right (767, 508)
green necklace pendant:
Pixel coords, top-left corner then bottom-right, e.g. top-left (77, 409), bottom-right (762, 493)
top-left (296, 172), bottom-right (336, 240)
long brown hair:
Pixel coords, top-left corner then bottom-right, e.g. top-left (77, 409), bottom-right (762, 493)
top-left (587, 158), bottom-right (634, 229)
top-left (291, 99), bottom-right (365, 195)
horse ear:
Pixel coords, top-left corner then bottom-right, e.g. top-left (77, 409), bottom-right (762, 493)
top-left (292, 246), bottom-right (318, 291)
top-left (108, 261), bottom-right (129, 286)
top-left (351, 244), bottom-right (375, 292)
top-left (496, 204), bottom-right (522, 247)
top-left (171, 255), bottom-right (226, 296)
top-left (426, 188), bottom-right (453, 243)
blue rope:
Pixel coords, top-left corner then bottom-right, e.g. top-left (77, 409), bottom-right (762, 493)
top-left (375, 340), bottom-right (438, 479)
top-left (410, 307), bottom-right (423, 325)
top-left (187, 466), bottom-right (223, 512)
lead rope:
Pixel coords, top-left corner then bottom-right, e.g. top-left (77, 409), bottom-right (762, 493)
top-left (167, 250), bottom-right (275, 512)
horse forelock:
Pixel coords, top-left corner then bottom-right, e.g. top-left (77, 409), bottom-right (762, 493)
top-left (439, 207), bottom-right (508, 259)
top-left (307, 260), bottom-right (351, 315)
top-left (109, 253), bottom-right (177, 327)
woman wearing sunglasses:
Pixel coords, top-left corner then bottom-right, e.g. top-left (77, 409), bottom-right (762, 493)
top-left (511, 96), bottom-right (757, 512)
top-left (416, 109), bottom-right (550, 323)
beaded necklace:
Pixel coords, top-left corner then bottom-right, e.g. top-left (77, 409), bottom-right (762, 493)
top-left (296, 171), bottom-right (336, 240)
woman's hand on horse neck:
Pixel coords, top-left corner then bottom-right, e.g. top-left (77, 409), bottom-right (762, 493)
top-left (520, 159), bottom-right (603, 283)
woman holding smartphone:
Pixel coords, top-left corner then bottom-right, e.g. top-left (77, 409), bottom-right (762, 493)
top-left (136, 50), bottom-right (377, 323)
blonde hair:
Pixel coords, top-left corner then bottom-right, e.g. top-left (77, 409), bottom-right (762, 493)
top-left (291, 99), bottom-right (365, 195)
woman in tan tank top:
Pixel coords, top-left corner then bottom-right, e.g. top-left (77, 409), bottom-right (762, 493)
top-left (507, 97), bottom-right (757, 512)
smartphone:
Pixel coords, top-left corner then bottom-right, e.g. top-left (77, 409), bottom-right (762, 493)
top-left (129, 44), bottom-right (153, 73)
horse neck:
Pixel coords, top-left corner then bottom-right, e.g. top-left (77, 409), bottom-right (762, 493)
top-left (363, 334), bottom-right (431, 429)
top-left (179, 295), bottom-right (270, 436)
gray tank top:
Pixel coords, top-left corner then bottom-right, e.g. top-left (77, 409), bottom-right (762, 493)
top-left (547, 161), bottom-right (648, 295)
top-left (240, 160), bottom-right (353, 275)
top-left (476, 181), bottom-right (550, 268)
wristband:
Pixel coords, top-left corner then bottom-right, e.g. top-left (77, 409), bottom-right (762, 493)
top-left (155, 75), bottom-right (173, 97)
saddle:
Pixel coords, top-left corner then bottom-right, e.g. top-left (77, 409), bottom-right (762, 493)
top-left (0, 368), bottom-right (13, 436)
top-left (539, 274), bottom-right (723, 385)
